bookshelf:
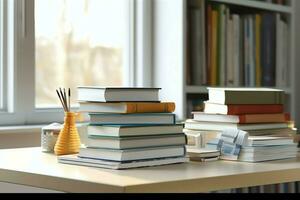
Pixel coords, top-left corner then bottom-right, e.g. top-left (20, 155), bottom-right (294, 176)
top-left (153, 0), bottom-right (296, 121)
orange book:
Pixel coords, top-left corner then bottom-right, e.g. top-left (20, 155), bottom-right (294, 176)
top-left (79, 102), bottom-right (175, 114)
top-left (204, 102), bottom-right (284, 115)
top-left (211, 10), bottom-right (218, 86)
top-left (238, 113), bottom-right (290, 124)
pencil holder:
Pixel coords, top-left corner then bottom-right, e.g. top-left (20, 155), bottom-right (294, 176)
top-left (54, 112), bottom-right (81, 156)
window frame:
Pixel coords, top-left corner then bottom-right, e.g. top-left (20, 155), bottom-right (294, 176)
top-left (0, 0), bottom-right (153, 126)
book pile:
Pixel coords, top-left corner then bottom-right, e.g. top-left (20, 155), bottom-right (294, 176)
top-left (58, 87), bottom-right (188, 169)
top-left (185, 87), bottom-right (298, 162)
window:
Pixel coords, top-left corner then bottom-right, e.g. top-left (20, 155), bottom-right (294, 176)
top-left (0, 1), bottom-right (3, 110)
top-left (35, 0), bottom-right (131, 108)
top-left (0, 0), bottom-right (152, 125)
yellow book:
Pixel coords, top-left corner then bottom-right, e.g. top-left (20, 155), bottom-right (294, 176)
top-left (211, 10), bottom-right (218, 86)
top-left (78, 102), bottom-right (176, 114)
top-left (255, 14), bottom-right (262, 86)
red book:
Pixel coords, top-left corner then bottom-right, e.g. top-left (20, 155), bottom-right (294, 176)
top-left (204, 102), bottom-right (284, 115)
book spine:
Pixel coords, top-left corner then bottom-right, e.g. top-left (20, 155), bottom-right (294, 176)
top-left (239, 113), bottom-right (290, 124)
top-left (126, 103), bottom-right (176, 114)
top-left (255, 14), bottom-right (262, 86)
top-left (227, 104), bottom-right (284, 115)
top-left (211, 9), bottom-right (218, 86)
top-left (206, 4), bottom-right (212, 85)
top-left (262, 13), bottom-right (276, 87)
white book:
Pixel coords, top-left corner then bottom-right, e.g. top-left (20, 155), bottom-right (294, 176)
top-left (78, 146), bottom-right (186, 162)
top-left (246, 136), bottom-right (295, 147)
top-left (77, 87), bottom-right (161, 102)
top-left (87, 124), bottom-right (184, 137)
top-left (187, 148), bottom-right (220, 158)
top-left (58, 155), bottom-right (188, 170)
top-left (85, 134), bottom-right (186, 149)
top-left (89, 113), bottom-right (176, 125)
top-left (238, 154), bottom-right (297, 163)
top-left (193, 112), bottom-right (240, 123)
top-left (185, 119), bottom-right (288, 131)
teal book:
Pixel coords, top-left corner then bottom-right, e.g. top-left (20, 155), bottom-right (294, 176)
top-left (84, 133), bottom-right (187, 150)
top-left (88, 113), bottom-right (176, 125)
top-left (87, 124), bottom-right (184, 137)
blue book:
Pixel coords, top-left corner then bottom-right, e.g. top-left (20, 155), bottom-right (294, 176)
top-left (261, 13), bottom-right (276, 87)
top-left (88, 113), bottom-right (176, 125)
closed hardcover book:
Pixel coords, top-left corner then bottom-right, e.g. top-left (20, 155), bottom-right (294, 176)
top-left (78, 102), bottom-right (175, 114)
top-left (245, 136), bottom-right (295, 147)
top-left (207, 140), bottom-right (297, 162)
top-left (87, 124), bottom-right (184, 137)
top-left (207, 87), bottom-right (284, 105)
top-left (77, 87), bottom-right (161, 102)
top-left (84, 134), bottom-right (187, 149)
top-left (78, 145), bottom-right (186, 162)
top-left (192, 112), bottom-right (290, 124)
top-left (58, 155), bottom-right (188, 170)
top-left (204, 102), bottom-right (284, 115)
top-left (185, 119), bottom-right (288, 131)
top-left (89, 113), bottom-right (176, 125)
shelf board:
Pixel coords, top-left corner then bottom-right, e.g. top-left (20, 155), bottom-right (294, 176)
top-left (209, 0), bottom-right (293, 14)
top-left (185, 86), bottom-right (208, 93)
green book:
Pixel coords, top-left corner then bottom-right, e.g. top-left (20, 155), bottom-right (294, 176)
top-left (207, 87), bottom-right (285, 105)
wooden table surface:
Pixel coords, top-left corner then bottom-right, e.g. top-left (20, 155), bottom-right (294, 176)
top-left (0, 147), bottom-right (300, 193)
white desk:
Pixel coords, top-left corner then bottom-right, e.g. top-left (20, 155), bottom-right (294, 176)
top-left (0, 147), bottom-right (300, 193)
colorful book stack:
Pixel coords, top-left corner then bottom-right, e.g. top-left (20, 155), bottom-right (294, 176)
top-left (58, 87), bottom-right (188, 169)
top-left (184, 87), bottom-right (298, 162)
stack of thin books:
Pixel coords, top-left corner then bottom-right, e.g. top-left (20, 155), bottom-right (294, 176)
top-left (58, 87), bottom-right (188, 169)
top-left (185, 87), bottom-right (298, 162)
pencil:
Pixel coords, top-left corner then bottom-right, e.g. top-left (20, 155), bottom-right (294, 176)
top-left (56, 89), bottom-right (66, 111)
top-left (59, 88), bottom-right (67, 112)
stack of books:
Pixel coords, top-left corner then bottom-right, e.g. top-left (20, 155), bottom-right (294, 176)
top-left (58, 87), bottom-right (188, 169)
top-left (185, 87), bottom-right (298, 162)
